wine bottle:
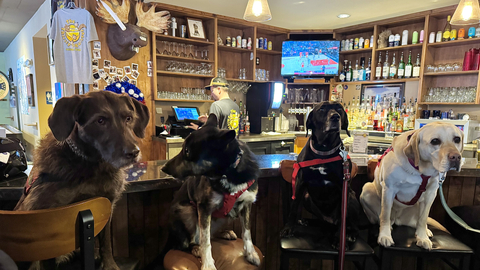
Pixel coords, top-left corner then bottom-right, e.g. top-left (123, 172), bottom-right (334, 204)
top-left (397, 52), bottom-right (405, 78)
top-left (442, 15), bottom-right (452, 42)
top-left (389, 53), bottom-right (397, 79)
top-left (405, 51), bottom-right (413, 78)
top-left (365, 57), bottom-right (371, 81)
top-left (346, 61), bottom-right (353, 82)
top-left (376, 53), bottom-right (382, 80)
top-left (340, 60), bottom-right (348, 82)
top-left (382, 52), bottom-right (390, 79)
top-left (412, 53), bottom-right (421, 78)
top-left (353, 59), bottom-right (359, 81)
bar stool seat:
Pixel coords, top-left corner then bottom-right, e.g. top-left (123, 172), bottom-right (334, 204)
top-left (163, 238), bottom-right (263, 270)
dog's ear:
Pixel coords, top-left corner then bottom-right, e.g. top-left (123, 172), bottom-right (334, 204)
top-left (404, 131), bottom-right (421, 167)
top-left (341, 107), bottom-right (350, 137)
top-left (131, 98), bottom-right (150, 138)
top-left (216, 129), bottom-right (236, 146)
top-left (306, 110), bottom-right (315, 135)
top-left (48, 95), bottom-right (83, 141)
top-left (204, 114), bottom-right (218, 127)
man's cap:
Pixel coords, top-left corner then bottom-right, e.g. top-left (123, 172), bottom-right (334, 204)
top-left (205, 77), bottom-right (229, 90)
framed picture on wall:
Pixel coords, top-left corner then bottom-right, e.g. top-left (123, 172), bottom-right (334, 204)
top-left (25, 74), bottom-right (35, 107)
top-left (47, 34), bottom-right (54, 66)
top-left (186, 18), bottom-right (206, 40)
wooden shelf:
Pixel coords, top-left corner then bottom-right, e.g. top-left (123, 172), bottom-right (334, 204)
top-left (333, 78), bottom-right (420, 84)
top-left (376, 43), bottom-right (423, 51)
top-left (156, 54), bottom-right (214, 63)
top-left (427, 38), bottom-right (480, 48)
top-left (287, 82), bottom-right (331, 85)
top-left (156, 71), bottom-right (214, 78)
top-left (218, 46), bottom-right (253, 53)
top-left (155, 98), bottom-right (214, 103)
top-left (226, 78), bottom-right (254, 82)
top-left (418, 102), bottom-right (476, 105)
top-left (423, 71), bottom-right (478, 76)
top-left (257, 49), bottom-right (282, 55)
top-left (339, 47), bottom-right (372, 55)
top-left (155, 34), bottom-right (214, 46)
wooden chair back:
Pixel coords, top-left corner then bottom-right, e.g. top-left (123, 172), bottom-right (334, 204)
top-left (0, 197), bottom-right (111, 262)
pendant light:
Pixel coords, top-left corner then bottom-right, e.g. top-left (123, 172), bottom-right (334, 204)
top-left (451, 0), bottom-right (480, 25)
top-left (243, 0), bottom-right (272, 22)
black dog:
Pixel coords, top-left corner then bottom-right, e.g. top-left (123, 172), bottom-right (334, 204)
top-left (162, 114), bottom-right (261, 270)
top-left (281, 101), bottom-right (361, 249)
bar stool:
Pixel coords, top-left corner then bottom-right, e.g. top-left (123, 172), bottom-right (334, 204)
top-left (366, 160), bottom-right (474, 270)
top-left (0, 197), bottom-right (138, 270)
top-left (279, 160), bottom-right (376, 270)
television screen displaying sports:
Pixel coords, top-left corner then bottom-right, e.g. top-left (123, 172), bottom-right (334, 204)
top-left (281, 40), bottom-right (340, 77)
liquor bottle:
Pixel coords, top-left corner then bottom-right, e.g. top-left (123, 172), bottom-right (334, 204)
top-left (353, 59), bottom-right (359, 81)
top-left (442, 15), bottom-right (452, 42)
top-left (376, 53), bottom-right (382, 80)
top-left (245, 114), bottom-right (250, 134)
top-left (359, 58), bottom-right (366, 81)
top-left (389, 53), bottom-right (397, 79)
top-left (382, 51), bottom-right (390, 80)
top-left (405, 51), bottom-right (413, 78)
top-left (412, 53), bottom-right (421, 78)
top-left (365, 57), bottom-right (372, 80)
top-left (346, 61), bottom-right (353, 82)
top-left (340, 60), bottom-right (348, 82)
top-left (397, 52), bottom-right (405, 78)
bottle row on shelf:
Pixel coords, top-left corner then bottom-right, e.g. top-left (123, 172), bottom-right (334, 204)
top-left (340, 36), bottom-right (373, 51)
top-left (375, 51), bottom-right (420, 80)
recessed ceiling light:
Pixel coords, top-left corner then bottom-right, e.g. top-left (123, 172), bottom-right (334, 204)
top-left (293, 1), bottom-right (305, 4)
top-left (337, 14), bottom-right (350, 19)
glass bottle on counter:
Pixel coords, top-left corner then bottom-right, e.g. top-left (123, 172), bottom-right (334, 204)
top-left (382, 52), bottom-right (390, 80)
top-left (389, 53), bottom-right (397, 79)
top-left (443, 15), bottom-right (452, 42)
top-left (365, 57), bottom-right (371, 80)
top-left (376, 52), bottom-right (383, 80)
top-left (397, 52), bottom-right (405, 79)
top-left (412, 53), bottom-right (421, 78)
top-left (405, 51), bottom-right (413, 78)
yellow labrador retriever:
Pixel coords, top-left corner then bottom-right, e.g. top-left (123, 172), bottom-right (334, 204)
top-left (360, 121), bottom-right (463, 250)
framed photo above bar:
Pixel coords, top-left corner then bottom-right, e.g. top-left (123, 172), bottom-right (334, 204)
top-left (186, 17), bottom-right (206, 40)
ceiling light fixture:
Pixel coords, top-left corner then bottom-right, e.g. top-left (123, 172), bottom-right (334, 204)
top-left (337, 14), bottom-right (350, 19)
top-left (244, 0), bottom-right (272, 22)
top-left (451, 0), bottom-right (480, 25)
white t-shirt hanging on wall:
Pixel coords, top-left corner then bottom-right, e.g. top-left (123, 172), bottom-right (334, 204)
top-left (50, 8), bottom-right (98, 84)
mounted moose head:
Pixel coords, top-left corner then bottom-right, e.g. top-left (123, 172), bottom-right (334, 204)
top-left (95, 0), bottom-right (170, 61)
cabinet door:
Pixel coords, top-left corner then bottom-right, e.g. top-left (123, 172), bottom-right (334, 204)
top-left (246, 142), bottom-right (271, 155)
top-left (271, 140), bottom-right (294, 154)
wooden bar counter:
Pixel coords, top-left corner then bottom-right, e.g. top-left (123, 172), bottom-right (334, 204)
top-left (1, 154), bottom-right (479, 269)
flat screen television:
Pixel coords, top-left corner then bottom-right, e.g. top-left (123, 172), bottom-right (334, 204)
top-left (281, 40), bottom-right (340, 77)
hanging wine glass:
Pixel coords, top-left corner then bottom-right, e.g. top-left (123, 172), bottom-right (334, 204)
top-left (188, 45), bottom-right (194, 59)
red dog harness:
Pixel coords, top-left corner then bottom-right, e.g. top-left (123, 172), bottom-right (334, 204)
top-left (291, 155), bottom-right (349, 200)
top-left (377, 136), bottom-right (431, 206)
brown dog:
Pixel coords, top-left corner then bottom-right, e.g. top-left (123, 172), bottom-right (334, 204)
top-left (14, 91), bottom-right (149, 270)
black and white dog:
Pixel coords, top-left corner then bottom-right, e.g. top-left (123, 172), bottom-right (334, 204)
top-left (281, 101), bottom-right (361, 249)
top-left (162, 114), bottom-right (261, 270)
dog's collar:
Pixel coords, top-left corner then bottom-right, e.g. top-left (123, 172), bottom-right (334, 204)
top-left (66, 138), bottom-right (95, 161)
top-left (310, 140), bottom-right (341, 156)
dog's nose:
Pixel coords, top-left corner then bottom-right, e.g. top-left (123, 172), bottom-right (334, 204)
top-left (448, 153), bottom-right (461, 162)
top-left (125, 149), bottom-right (140, 160)
top-left (330, 114), bottom-right (340, 121)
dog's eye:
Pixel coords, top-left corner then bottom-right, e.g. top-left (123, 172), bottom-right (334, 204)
top-left (320, 108), bottom-right (325, 112)
top-left (126, 116), bottom-right (132, 122)
top-left (431, 138), bottom-right (441, 145)
top-left (454, 136), bottom-right (461, 144)
top-left (97, 117), bottom-right (106, 125)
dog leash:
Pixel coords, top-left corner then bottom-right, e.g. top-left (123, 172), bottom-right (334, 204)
top-left (438, 172), bottom-right (480, 233)
top-left (338, 147), bottom-right (349, 270)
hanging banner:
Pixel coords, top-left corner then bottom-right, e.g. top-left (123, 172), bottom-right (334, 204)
top-left (17, 56), bottom-right (28, 115)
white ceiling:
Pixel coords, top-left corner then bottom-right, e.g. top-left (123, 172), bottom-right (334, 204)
top-left (151, 0), bottom-right (460, 30)
top-left (0, 0), bottom-right (44, 51)
top-left (0, 0), bottom-right (461, 52)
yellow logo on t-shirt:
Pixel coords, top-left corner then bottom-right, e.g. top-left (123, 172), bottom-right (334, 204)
top-left (61, 19), bottom-right (85, 48)
top-left (227, 109), bottom-right (239, 135)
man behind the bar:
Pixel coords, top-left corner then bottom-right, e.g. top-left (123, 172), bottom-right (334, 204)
top-left (188, 77), bottom-right (240, 135)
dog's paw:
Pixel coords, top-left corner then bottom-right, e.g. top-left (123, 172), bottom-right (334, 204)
top-left (377, 234), bottom-right (394, 247)
top-left (245, 250), bottom-right (261, 266)
top-left (427, 228), bottom-right (433, 238)
top-left (219, 230), bottom-right (237, 240)
top-left (191, 245), bottom-right (201, 258)
top-left (416, 236), bottom-right (433, 250)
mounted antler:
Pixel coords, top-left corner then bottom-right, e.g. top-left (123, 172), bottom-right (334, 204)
top-left (95, 0), bottom-right (130, 24)
top-left (135, 1), bottom-right (171, 33)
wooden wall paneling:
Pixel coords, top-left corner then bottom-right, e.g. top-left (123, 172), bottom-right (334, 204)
top-left (430, 177), bottom-right (450, 227)
top-left (156, 75), bottom-right (210, 95)
top-left (112, 195), bottom-right (129, 258)
top-left (447, 176), bottom-right (463, 208)
top-left (372, 25), bottom-right (379, 81)
top-left (157, 188), bottom-right (175, 258)
top-left (128, 192), bottom-right (145, 268)
top-left (143, 191), bottom-right (160, 265)
top-left (151, 139), bottom-right (166, 160)
top-left (242, 51), bottom-right (255, 81)
top-left (253, 26), bottom-right (258, 81)
top-left (460, 177), bottom-right (476, 206)
top-left (214, 18), bottom-right (219, 77)
top-left (218, 50), bottom-right (245, 80)
top-left (255, 177), bottom-right (269, 270)
top-left (474, 177), bottom-right (480, 205)
top-left (265, 177), bottom-right (281, 270)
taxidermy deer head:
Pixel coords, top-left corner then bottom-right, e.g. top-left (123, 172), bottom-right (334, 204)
top-left (96, 0), bottom-right (170, 61)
